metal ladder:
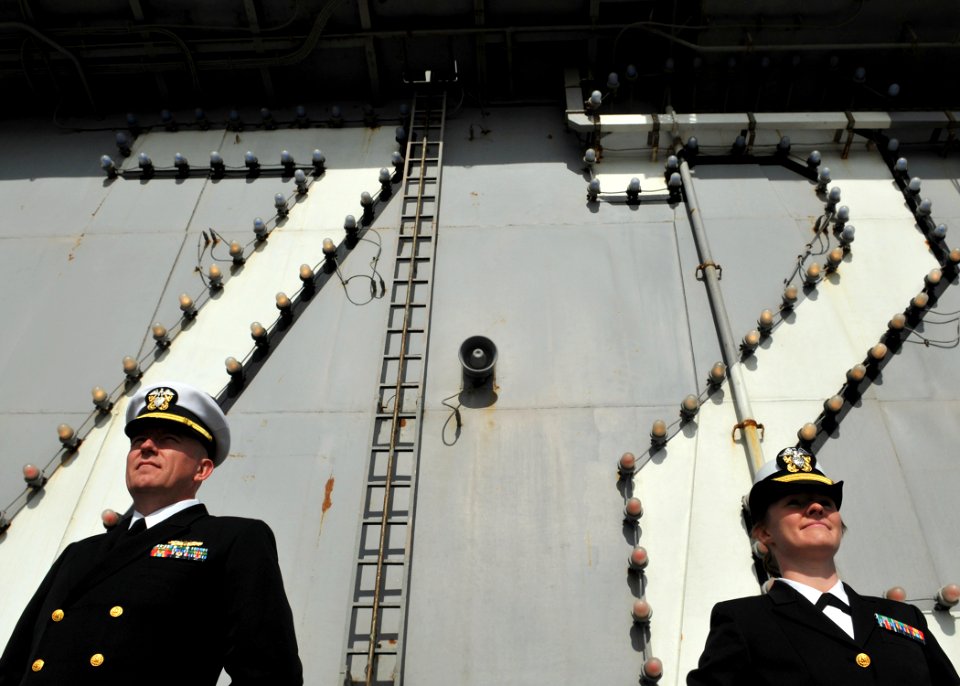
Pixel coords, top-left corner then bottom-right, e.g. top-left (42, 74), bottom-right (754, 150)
top-left (342, 90), bottom-right (446, 686)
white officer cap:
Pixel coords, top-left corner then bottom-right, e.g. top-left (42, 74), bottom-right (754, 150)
top-left (124, 381), bottom-right (230, 466)
top-left (748, 447), bottom-right (843, 521)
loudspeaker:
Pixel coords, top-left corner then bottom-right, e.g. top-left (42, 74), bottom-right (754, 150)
top-left (459, 336), bottom-right (497, 385)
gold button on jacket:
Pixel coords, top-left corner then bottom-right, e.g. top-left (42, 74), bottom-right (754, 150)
top-left (90, 653), bottom-right (104, 667)
top-left (51, 609), bottom-right (64, 622)
top-left (31, 659), bottom-right (44, 672)
top-left (856, 652), bottom-right (871, 668)
top-left (109, 605), bottom-right (123, 618)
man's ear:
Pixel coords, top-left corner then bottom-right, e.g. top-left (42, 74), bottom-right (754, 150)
top-left (195, 458), bottom-right (215, 484)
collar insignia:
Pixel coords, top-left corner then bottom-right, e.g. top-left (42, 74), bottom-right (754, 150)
top-left (146, 387), bottom-right (177, 412)
top-left (875, 613), bottom-right (926, 644)
top-left (780, 447), bottom-right (812, 473)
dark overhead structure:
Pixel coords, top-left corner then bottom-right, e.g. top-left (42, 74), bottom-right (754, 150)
top-left (2, 0), bottom-right (959, 114)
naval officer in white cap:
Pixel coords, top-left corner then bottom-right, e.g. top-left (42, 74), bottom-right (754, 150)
top-left (688, 446), bottom-right (959, 686)
top-left (0, 381), bottom-right (302, 685)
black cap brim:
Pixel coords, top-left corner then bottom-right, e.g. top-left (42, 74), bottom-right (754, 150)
top-left (124, 413), bottom-right (216, 460)
top-left (748, 478), bottom-right (843, 523)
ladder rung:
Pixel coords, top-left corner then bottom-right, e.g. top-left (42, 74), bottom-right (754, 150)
top-left (357, 559), bottom-right (406, 566)
top-left (362, 517), bottom-right (409, 526)
top-left (350, 601), bottom-right (403, 610)
top-left (356, 556), bottom-right (407, 565)
top-left (346, 648), bottom-right (399, 656)
top-left (363, 482), bottom-right (410, 492)
top-left (389, 279), bottom-right (430, 286)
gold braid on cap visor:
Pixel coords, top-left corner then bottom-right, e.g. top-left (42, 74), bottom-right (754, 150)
top-left (135, 412), bottom-right (214, 443)
top-left (772, 473), bottom-right (834, 485)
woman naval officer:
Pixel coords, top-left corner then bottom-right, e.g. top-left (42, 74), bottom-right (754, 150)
top-left (687, 446), bottom-right (960, 686)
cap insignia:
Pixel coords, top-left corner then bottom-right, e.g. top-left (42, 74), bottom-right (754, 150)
top-left (146, 387), bottom-right (177, 412)
top-left (780, 447), bottom-right (812, 473)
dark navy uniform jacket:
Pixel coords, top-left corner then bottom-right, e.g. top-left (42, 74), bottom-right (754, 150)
top-left (0, 504), bottom-right (302, 685)
top-left (688, 580), bottom-right (959, 686)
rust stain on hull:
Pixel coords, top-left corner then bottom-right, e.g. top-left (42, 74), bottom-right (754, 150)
top-left (67, 233), bottom-right (85, 261)
top-left (318, 475), bottom-right (335, 537)
top-left (322, 476), bottom-right (335, 514)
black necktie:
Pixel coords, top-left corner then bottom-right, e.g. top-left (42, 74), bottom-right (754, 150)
top-left (127, 518), bottom-right (147, 536)
top-left (816, 593), bottom-right (851, 615)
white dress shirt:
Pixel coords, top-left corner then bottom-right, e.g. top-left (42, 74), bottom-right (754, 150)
top-left (129, 498), bottom-right (201, 530)
top-left (778, 577), bottom-right (855, 639)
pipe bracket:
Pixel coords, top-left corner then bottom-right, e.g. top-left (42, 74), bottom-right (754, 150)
top-left (696, 261), bottom-right (722, 280)
top-left (732, 418), bottom-right (764, 441)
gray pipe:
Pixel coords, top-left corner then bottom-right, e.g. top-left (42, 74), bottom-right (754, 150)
top-left (641, 25), bottom-right (960, 53)
top-left (677, 151), bottom-right (765, 477)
